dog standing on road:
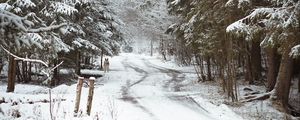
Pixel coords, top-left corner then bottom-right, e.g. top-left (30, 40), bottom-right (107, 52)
top-left (103, 58), bottom-right (110, 73)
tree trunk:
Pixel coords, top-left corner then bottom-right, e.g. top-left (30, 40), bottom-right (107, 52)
top-left (206, 56), bottom-right (212, 81)
top-left (220, 65), bottom-right (226, 92)
top-left (298, 73), bottom-right (300, 93)
top-left (16, 61), bottom-right (22, 83)
top-left (22, 61), bottom-right (29, 83)
top-left (150, 39), bottom-right (153, 56)
top-left (245, 54), bottom-right (253, 84)
top-left (7, 56), bottom-right (17, 92)
top-left (52, 59), bottom-right (59, 87)
top-left (75, 51), bottom-right (81, 76)
top-left (0, 58), bottom-right (3, 75)
top-left (194, 55), bottom-right (202, 82)
top-left (266, 47), bottom-right (280, 92)
top-left (199, 57), bottom-right (206, 81)
top-left (275, 50), bottom-right (293, 111)
top-left (298, 74), bottom-right (300, 93)
top-left (100, 49), bottom-right (104, 70)
top-left (226, 34), bottom-right (237, 102)
top-left (251, 40), bottom-right (262, 82)
top-left (28, 62), bottom-right (32, 82)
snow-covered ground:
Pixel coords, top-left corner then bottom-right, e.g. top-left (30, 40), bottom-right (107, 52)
top-left (1, 53), bottom-right (244, 120)
top-left (1, 53), bottom-right (298, 120)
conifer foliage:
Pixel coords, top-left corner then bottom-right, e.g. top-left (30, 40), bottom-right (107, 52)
top-left (166, 0), bottom-right (300, 115)
top-left (0, 0), bottom-right (124, 91)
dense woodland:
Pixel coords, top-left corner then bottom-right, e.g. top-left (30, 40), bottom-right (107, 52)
top-left (162, 0), bottom-right (300, 116)
top-left (0, 0), bottom-right (124, 91)
top-left (0, 0), bottom-right (300, 118)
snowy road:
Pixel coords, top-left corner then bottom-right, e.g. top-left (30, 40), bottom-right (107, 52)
top-left (0, 53), bottom-right (243, 120)
top-left (96, 53), bottom-right (243, 120)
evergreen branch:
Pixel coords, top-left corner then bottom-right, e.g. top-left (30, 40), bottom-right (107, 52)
top-left (0, 45), bottom-right (49, 67)
top-left (27, 23), bottom-right (74, 33)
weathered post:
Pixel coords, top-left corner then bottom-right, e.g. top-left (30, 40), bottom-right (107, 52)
top-left (74, 77), bottom-right (84, 116)
top-left (86, 77), bottom-right (95, 115)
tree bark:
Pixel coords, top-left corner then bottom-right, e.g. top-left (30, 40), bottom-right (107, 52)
top-left (251, 40), bottom-right (262, 82)
top-left (75, 51), bottom-right (81, 76)
top-left (220, 65), bottom-right (226, 92)
top-left (28, 62), bottom-right (32, 82)
top-left (206, 56), bottom-right (212, 81)
top-left (52, 59), bottom-right (59, 87)
top-left (245, 54), bottom-right (253, 84)
top-left (0, 62), bottom-right (3, 75)
top-left (7, 56), bottom-right (17, 92)
top-left (298, 73), bottom-right (300, 93)
top-left (266, 47), bottom-right (280, 92)
top-left (100, 49), bottom-right (104, 70)
top-left (150, 39), bottom-right (153, 56)
top-left (275, 50), bottom-right (293, 111)
top-left (226, 34), bottom-right (237, 102)
top-left (16, 61), bottom-right (22, 83)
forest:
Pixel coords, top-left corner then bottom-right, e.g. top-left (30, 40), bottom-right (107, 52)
top-left (163, 0), bottom-right (300, 116)
top-left (0, 0), bottom-right (300, 119)
top-left (0, 0), bottom-right (124, 90)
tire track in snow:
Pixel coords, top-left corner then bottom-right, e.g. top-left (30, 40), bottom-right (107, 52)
top-left (142, 59), bottom-right (185, 92)
top-left (119, 57), bottom-right (158, 120)
top-left (142, 59), bottom-right (211, 114)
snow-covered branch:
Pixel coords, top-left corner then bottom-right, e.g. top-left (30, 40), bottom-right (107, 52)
top-left (290, 45), bottom-right (300, 58)
top-left (51, 61), bottom-right (64, 71)
top-left (0, 45), bottom-right (48, 67)
top-left (27, 23), bottom-right (73, 33)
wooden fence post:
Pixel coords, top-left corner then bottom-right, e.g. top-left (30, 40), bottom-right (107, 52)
top-left (74, 77), bottom-right (84, 116)
top-left (86, 77), bottom-right (95, 115)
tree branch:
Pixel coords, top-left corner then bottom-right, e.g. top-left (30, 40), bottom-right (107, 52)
top-left (51, 61), bottom-right (64, 71)
top-left (1, 45), bottom-right (48, 67)
top-left (26, 23), bottom-right (74, 33)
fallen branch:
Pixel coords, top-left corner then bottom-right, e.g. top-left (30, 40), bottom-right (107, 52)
top-left (241, 91), bottom-right (274, 103)
top-left (0, 99), bottom-right (66, 105)
top-left (244, 91), bottom-right (260, 96)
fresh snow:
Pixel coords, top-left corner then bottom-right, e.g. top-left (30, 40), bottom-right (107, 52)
top-left (107, 0), bottom-right (176, 53)
top-left (0, 3), bottom-right (12, 11)
top-left (0, 53), bottom-right (244, 120)
top-left (49, 2), bottom-right (78, 16)
top-left (15, 0), bottom-right (36, 8)
top-left (290, 44), bottom-right (300, 58)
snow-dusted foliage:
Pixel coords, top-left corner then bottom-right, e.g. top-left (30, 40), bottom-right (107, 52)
top-left (170, 0), bottom-right (181, 6)
top-left (14, 0), bottom-right (36, 8)
top-left (59, 25), bottom-right (85, 35)
top-left (290, 45), bottom-right (300, 58)
top-left (0, 3), bottom-right (13, 11)
top-left (225, 0), bottom-right (251, 8)
top-left (47, 2), bottom-right (78, 16)
top-left (18, 33), bottom-right (43, 49)
top-left (226, 0), bottom-right (300, 53)
top-left (97, 22), bottom-right (107, 32)
top-left (167, 0), bottom-right (228, 60)
top-left (227, 6), bottom-right (299, 33)
top-left (72, 37), bottom-right (100, 51)
top-left (0, 9), bottom-right (33, 32)
top-left (0, 0), bottom-right (123, 71)
top-left (51, 35), bottom-right (71, 53)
